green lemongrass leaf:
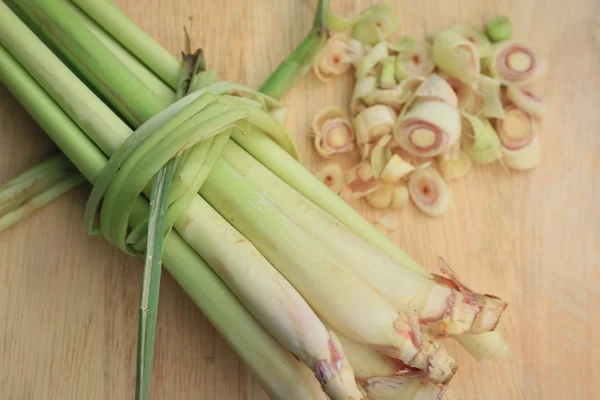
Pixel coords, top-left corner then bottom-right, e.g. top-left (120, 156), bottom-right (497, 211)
top-left (136, 48), bottom-right (205, 400)
top-left (82, 92), bottom-right (215, 235)
top-left (103, 105), bottom-right (245, 252)
top-left (135, 161), bottom-right (173, 400)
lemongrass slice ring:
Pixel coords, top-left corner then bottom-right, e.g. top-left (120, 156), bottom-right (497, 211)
top-left (395, 41), bottom-right (435, 80)
top-left (448, 23), bottom-right (492, 58)
top-left (414, 74), bottom-right (458, 108)
top-left (394, 101), bottom-right (460, 157)
top-left (317, 164), bottom-right (345, 194)
top-left (312, 106), bottom-right (355, 158)
top-left (345, 161), bottom-right (380, 197)
top-left (354, 104), bottom-right (398, 145)
top-left (501, 135), bottom-right (541, 170)
top-left (460, 113), bottom-right (502, 164)
top-left (313, 35), bottom-right (352, 81)
top-left (408, 167), bottom-right (450, 217)
top-left (351, 4), bottom-right (400, 45)
top-left (485, 40), bottom-right (546, 86)
top-left (433, 29), bottom-right (481, 85)
top-left (506, 86), bottom-right (547, 117)
top-left (495, 105), bottom-right (537, 150)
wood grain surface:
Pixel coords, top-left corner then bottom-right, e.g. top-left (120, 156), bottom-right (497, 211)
top-left (1, 0), bottom-right (599, 399)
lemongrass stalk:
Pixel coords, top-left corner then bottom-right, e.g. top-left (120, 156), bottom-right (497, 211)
top-left (259, 0), bottom-right (330, 98)
top-left (176, 196), bottom-right (363, 399)
top-left (0, 165), bottom-right (84, 232)
top-left (200, 158), bottom-right (458, 384)
top-left (454, 332), bottom-right (509, 361)
top-left (10, 0), bottom-right (170, 126)
top-left (0, 43), bottom-right (328, 400)
top-left (0, 154), bottom-right (77, 216)
top-left (70, 0), bottom-right (180, 88)
top-left (222, 142), bottom-right (507, 335)
top-left (10, 0), bottom-right (505, 359)
top-left (64, 2), bottom-right (175, 102)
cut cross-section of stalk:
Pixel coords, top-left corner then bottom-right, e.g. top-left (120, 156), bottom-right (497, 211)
top-left (484, 40), bottom-right (546, 86)
top-left (408, 167), bottom-right (450, 217)
top-left (395, 41), bottom-right (435, 80)
top-left (394, 101), bottom-right (461, 157)
top-left (312, 106), bottom-right (355, 158)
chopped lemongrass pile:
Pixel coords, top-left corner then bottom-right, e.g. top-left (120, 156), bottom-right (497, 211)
top-left (309, 11), bottom-right (546, 217)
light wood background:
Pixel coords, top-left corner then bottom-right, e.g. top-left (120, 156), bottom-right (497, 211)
top-left (1, 0), bottom-right (598, 399)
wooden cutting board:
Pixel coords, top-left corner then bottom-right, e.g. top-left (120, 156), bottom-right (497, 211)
top-left (1, 0), bottom-right (598, 399)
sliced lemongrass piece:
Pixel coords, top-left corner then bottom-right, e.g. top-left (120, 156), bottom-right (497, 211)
top-left (356, 42), bottom-right (389, 79)
top-left (433, 29), bottom-right (480, 85)
top-left (460, 113), bottom-right (502, 164)
top-left (414, 73), bottom-right (458, 107)
top-left (384, 36), bottom-right (416, 53)
top-left (312, 106), bottom-right (355, 158)
top-left (484, 40), bottom-right (546, 86)
top-left (479, 75), bottom-right (505, 118)
top-left (351, 4), bottom-right (400, 46)
top-left (395, 41), bottom-right (435, 80)
top-left (438, 149), bottom-right (472, 180)
top-left (372, 76), bottom-right (425, 110)
top-left (351, 75), bottom-right (378, 115)
top-left (354, 104), bottom-right (397, 145)
top-left (445, 75), bottom-right (485, 115)
top-left (390, 184), bottom-right (410, 210)
top-left (506, 86), bottom-right (547, 117)
top-left (448, 23), bottom-right (492, 58)
top-left (370, 135), bottom-right (392, 176)
top-left (394, 101), bottom-right (460, 157)
top-left (346, 38), bottom-right (366, 65)
top-left (501, 136), bottom-right (541, 170)
top-left (313, 34), bottom-right (353, 81)
top-left (379, 56), bottom-right (397, 89)
top-left (380, 154), bottom-right (415, 183)
top-left (366, 184), bottom-right (394, 209)
top-left (317, 164), bottom-right (345, 194)
top-left (408, 168), bottom-right (449, 217)
top-left (486, 15), bottom-right (512, 42)
top-left (495, 105), bottom-right (537, 150)
top-left (345, 162), bottom-right (380, 197)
